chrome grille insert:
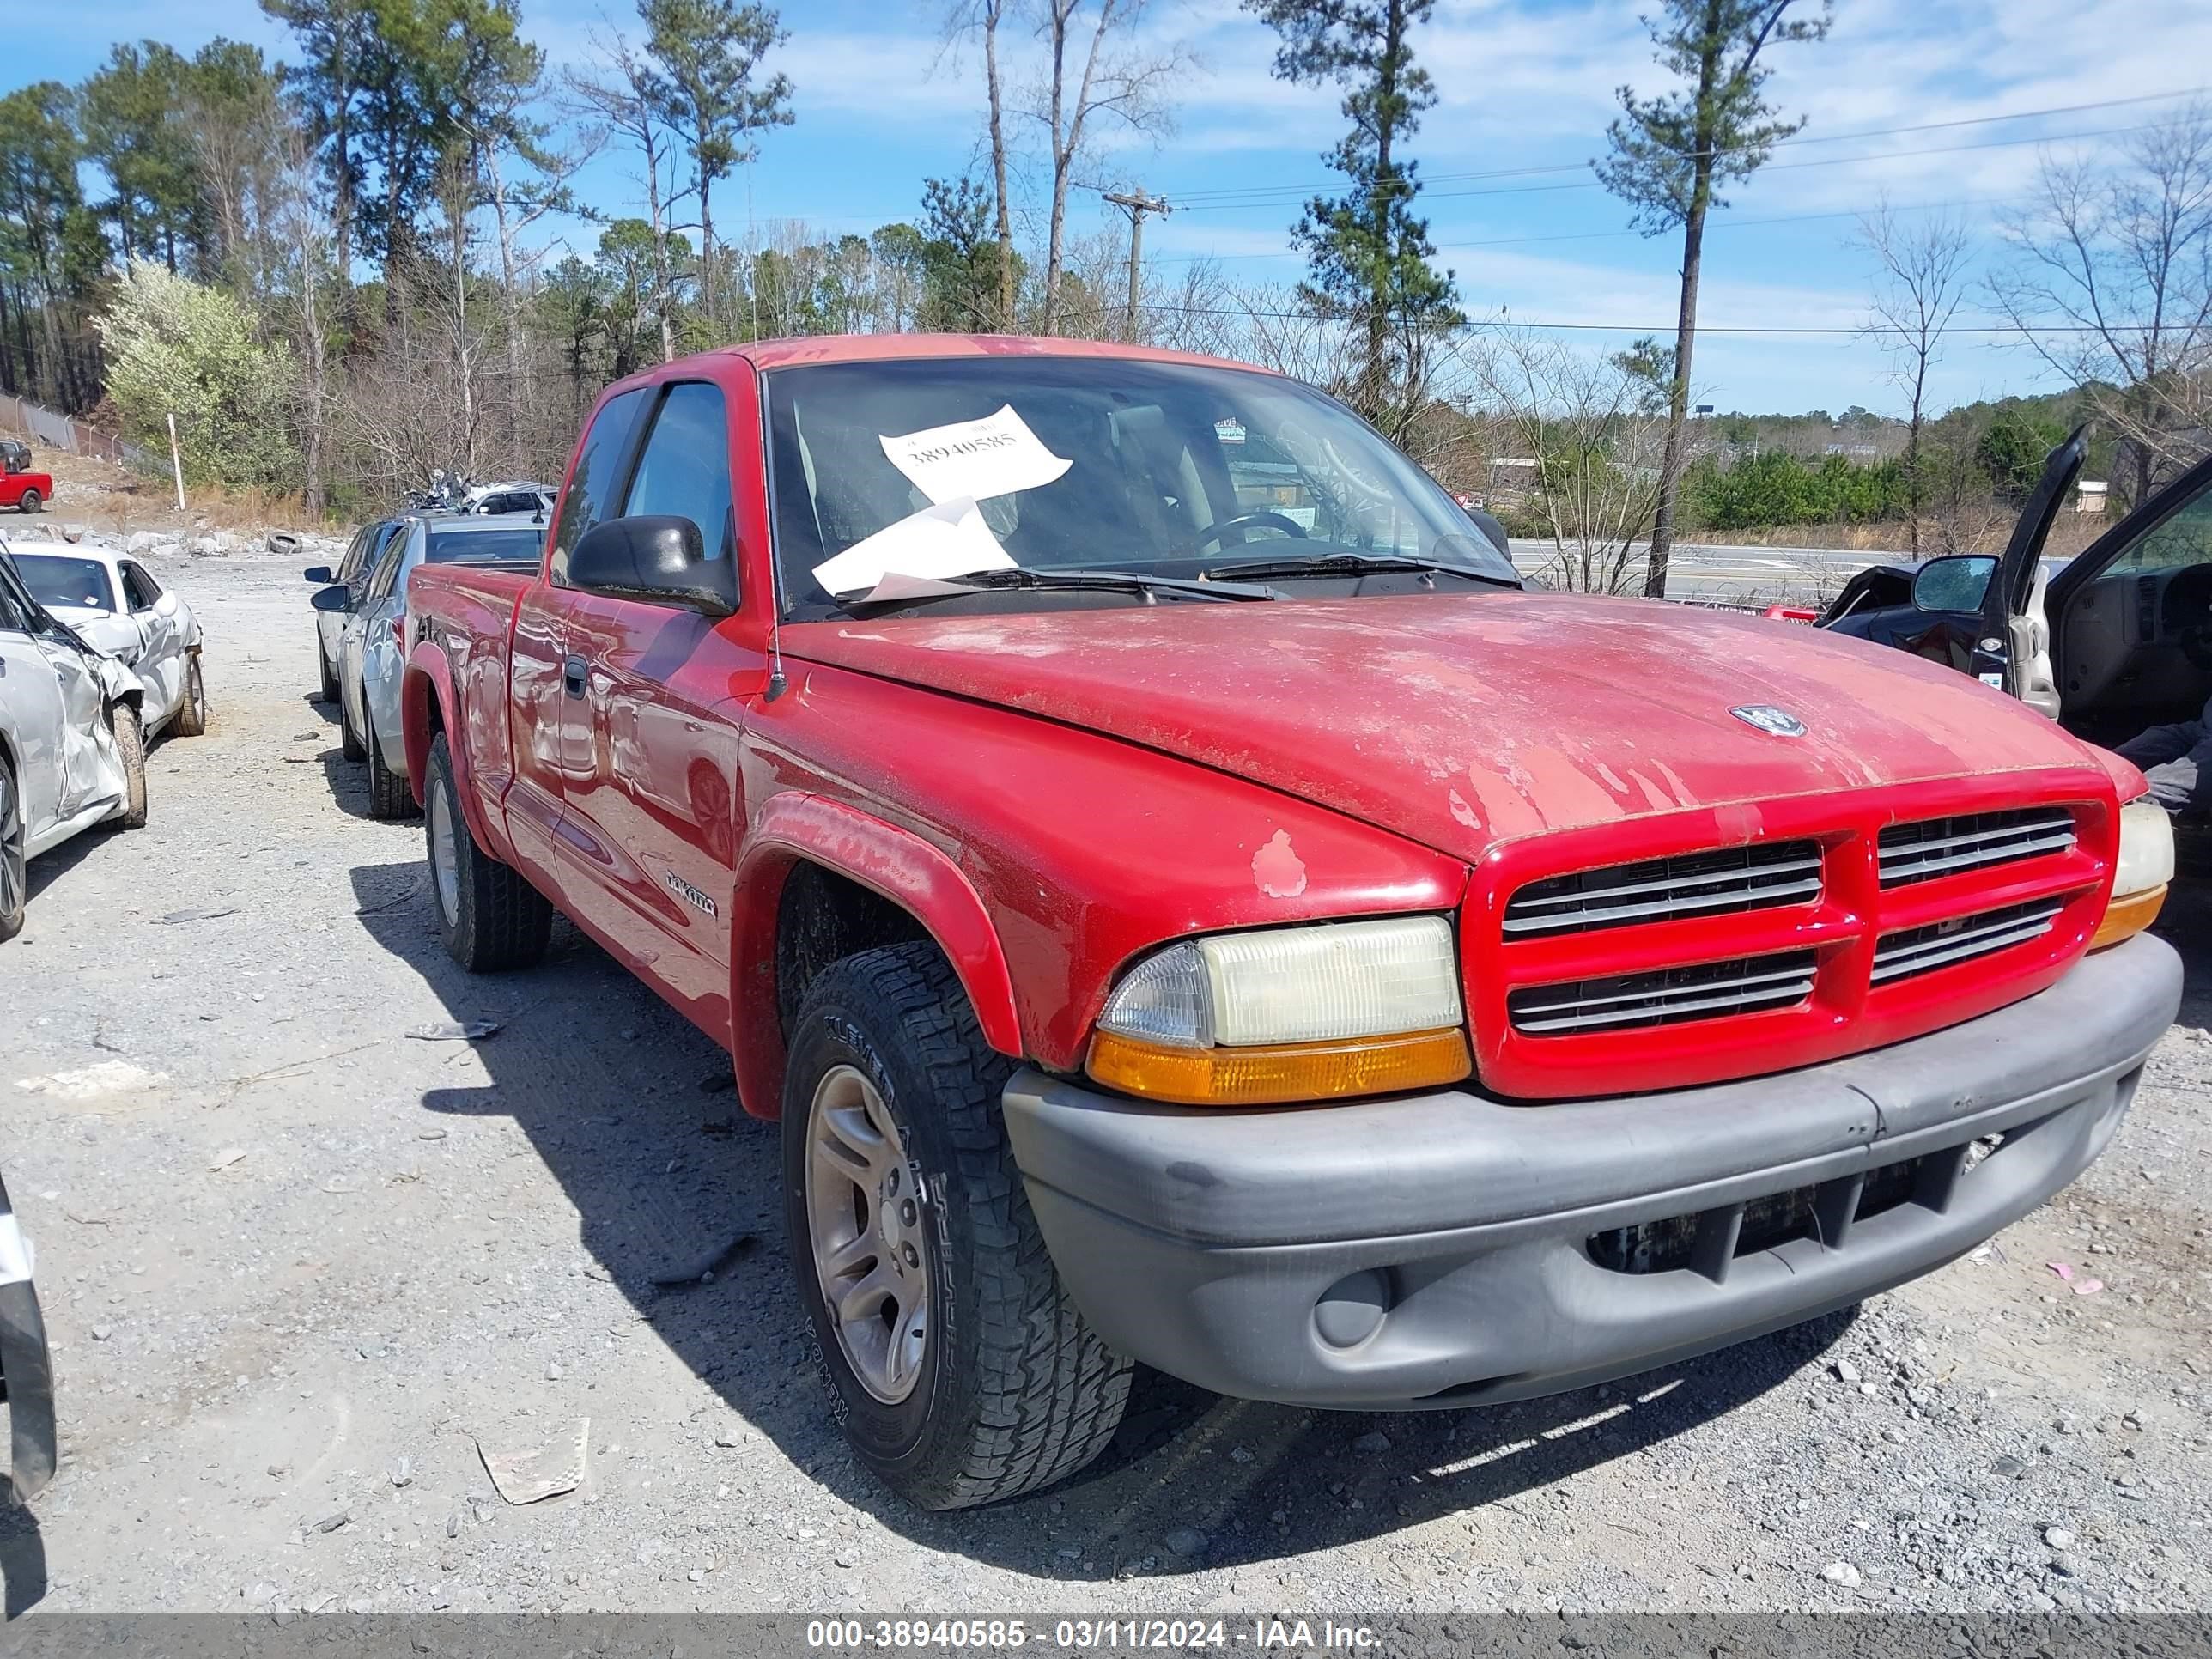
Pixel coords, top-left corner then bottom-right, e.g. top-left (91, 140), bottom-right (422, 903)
top-left (1503, 840), bottom-right (1822, 938)
top-left (1508, 949), bottom-right (1818, 1036)
top-left (1877, 807), bottom-right (2075, 888)
top-left (1871, 898), bottom-right (2064, 985)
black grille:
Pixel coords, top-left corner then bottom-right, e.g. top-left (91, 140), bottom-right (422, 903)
top-left (1586, 1141), bottom-right (2000, 1279)
top-left (1507, 949), bottom-right (1817, 1036)
top-left (1871, 898), bottom-right (2063, 985)
top-left (1877, 807), bottom-right (2075, 887)
top-left (1503, 840), bottom-right (1823, 939)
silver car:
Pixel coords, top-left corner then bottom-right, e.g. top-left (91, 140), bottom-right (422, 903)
top-left (0, 543), bottom-right (149, 942)
top-left (304, 517), bottom-right (404, 704)
top-left (10, 544), bottom-right (207, 739)
top-left (331, 513), bottom-right (544, 817)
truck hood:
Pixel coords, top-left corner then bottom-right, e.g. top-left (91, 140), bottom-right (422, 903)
top-left (787, 592), bottom-right (2112, 859)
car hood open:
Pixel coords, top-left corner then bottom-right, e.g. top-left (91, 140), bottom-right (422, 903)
top-left (787, 592), bottom-right (2113, 860)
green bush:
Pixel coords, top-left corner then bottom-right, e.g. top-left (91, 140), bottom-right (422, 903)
top-left (1681, 449), bottom-right (1911, 531)
top-left (98, 260), bottom-right (297, 488)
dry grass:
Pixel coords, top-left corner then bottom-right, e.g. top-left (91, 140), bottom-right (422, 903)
top-left (3, 441), bottom-right (337, 539)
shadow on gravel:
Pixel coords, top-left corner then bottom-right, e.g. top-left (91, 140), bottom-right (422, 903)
top-left (350, 855), bottom-right (1850, 1581)
top-left (22, 825), bottom-right (108, 907)
top-left (0, 1493), bottom-right (46, 1618)
top-left (2150, 888), bottom-right (2212, 1036)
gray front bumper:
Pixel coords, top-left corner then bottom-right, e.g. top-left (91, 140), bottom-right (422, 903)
top-left (0, 1174), bottom-right (56, 1504)
top-left (1004, 934), bottom-right (2181, 1410)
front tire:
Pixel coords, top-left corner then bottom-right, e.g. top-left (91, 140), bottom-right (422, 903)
top-left (171, 653), bottom-right (208, 738)
top-left (365, 711), bottom-right (416, 819)
top-left (338, 684), bottom-right (366, 761)
top-left (318, 645), bottom-right (339, 704)
top-left (106, 705), bottom-right (148, 830)
top-left (425, 732), bottom-right (550, 971)
top-left (0, 753), bottom-right (26, 942)
top-left (783, 941), bottom-right (1131, 1510)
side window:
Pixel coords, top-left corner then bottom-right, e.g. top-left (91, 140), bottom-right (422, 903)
top-left (550, 388), bottom-right (648, 584)
top-left (367, 532), bottom-right (411, 602)
top-left (2112, 482), bottom-right (2212, 574)
top-left (623, 382), bottom-right (736, 562)
top-left (338, 524), bottom-right (377, 581)
top-left (120, 562), bottom-right (160, 611)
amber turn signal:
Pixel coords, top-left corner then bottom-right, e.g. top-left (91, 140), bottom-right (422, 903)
top-left (1086, 1027), bottom-right (1473, 1107)
top-left (2090, 882), bottom-right (2166, 951)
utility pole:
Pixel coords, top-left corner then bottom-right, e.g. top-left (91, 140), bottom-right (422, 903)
top-left (1100, 187), bottom-right (1170, 341)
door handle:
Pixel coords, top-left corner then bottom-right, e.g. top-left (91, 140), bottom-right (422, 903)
top-left (562, 653), bottom-right (588, 698)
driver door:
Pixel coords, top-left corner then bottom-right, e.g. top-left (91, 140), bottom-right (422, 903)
top-left (2045, 449), bottom-right (2212, 742)
top-left (118, 559), bottom-right (184, 718)
top-left (1979, 426), bottom-right (2084, 717)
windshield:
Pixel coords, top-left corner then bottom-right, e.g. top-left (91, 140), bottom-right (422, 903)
top-left (764, 356), bottom-right (1516, 617)
top-left (13, 554), bottom-right (115, 611)
top-left (425, 526), bottom-right (544, 564)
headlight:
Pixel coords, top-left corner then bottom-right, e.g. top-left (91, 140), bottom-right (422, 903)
top-left (2092, 797), bottom-right (2172, 950)
top-left (1087, 916), bottom-right (1471, 1106)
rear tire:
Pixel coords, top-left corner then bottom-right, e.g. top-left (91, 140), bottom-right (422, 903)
top-left (18, 488), bottom-right (40, 514)
top-left (0, 753), bottom-right (26, 942)
top-left (782, 940), bottom-right (1132, 1510)
top-left (365, 711), bottom-right (416, 819)
top-left (426, 732), bottom-right (550, 971)
top-left (170, 653), bottom-right (208, 738)
top-left (106, 705), bottom-right (148, 830)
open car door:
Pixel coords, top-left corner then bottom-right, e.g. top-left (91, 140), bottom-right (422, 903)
top-left (1978, 425), bottom-right (2085, 717)
top-left (2042, 446), bottom-right (2212, 750)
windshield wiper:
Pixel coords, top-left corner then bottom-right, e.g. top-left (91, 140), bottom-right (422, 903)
top-left (857, 566), bottom-right (1281, 609)
top-left (1204, 550), bottom-right (1519, 587)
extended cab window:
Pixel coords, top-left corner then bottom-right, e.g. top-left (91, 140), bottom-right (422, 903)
top-left (623, 382), bottom-right (735, 564)
top-left (763, 356), bottom-right (1516, 617)
top-left (550, 387), bottom-right (647, 584)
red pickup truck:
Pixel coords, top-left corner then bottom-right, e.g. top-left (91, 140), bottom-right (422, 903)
top-left (404, 335), bottom-right (2181, 1511)
top-left (2, 438), bottom-right (52, 513)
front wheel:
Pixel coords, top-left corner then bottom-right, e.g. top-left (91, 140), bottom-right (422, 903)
top-left (338, 684), bottom-right (366, 761)
top-left (0, 753), bottom-right (26, 941)
top-left (783, 941), bottom-right (1131, 1510)
top-left (318, 645), bottom-right (338, 704)
top-left (105, 705), bottom-right (148, 830)
top-left (425, 732), bottom-right (550, 971)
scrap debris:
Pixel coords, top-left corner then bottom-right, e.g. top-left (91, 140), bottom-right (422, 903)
top-left (477, 1418), bottom-right (590, 1505)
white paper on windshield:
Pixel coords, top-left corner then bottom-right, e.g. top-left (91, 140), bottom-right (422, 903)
top-left (881, 405), bottom-right (1071, 506)
top-left (811, 495), bottom-right (1016, 600)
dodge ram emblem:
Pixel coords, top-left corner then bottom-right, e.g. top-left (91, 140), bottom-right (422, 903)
top-left (1730, 704), bottom-right (1808, 738)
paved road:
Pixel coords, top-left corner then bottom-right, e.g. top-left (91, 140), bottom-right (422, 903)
top-left (3, 549), bottom-right (2209, 1619)
top-left (1507, 538), bottom-right (1898, 606)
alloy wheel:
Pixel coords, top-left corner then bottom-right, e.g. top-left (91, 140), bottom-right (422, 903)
top-left (428, 786), bottom-right (460, 925)
top-left (805, 1063), bottom-right (931, 1405)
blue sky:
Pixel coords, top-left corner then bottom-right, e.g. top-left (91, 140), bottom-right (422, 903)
top-left (27, 0), bottom-right (2212, 414)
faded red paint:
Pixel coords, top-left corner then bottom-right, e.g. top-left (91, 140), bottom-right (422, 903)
top-left (407, 332), bottom-right (2136, 1113)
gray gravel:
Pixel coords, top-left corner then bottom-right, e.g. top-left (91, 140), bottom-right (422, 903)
top-left (3, 548), bottom-right (2209, 1617)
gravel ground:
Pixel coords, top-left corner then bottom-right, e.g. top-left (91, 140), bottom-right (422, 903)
top-left (3, 546), bottom-right (2210, 1620)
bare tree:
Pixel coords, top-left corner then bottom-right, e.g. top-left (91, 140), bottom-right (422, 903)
top-left (1458, 328), bottom-right (1665, 594)
top-left (1856, 201), bottom-right (1968, 556)
top-left (1030, 0), bottom-right (1183, 334)
top-left (267, 115), bottom-right (336, 512)
top-left (1991, 100), bottom-right (2212, 506)
top-left (565, 32), bottom-right (693, 364)
top-left (941, 0), bottom-right (1019, 328)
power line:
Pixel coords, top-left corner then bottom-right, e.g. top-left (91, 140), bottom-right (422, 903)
top-left (1153, 195), bottom-right (2008, 265)
top-left (1128, 301), bottom-right (2087, 336)
top-left (1165, 85), bottom-right (2208, 208)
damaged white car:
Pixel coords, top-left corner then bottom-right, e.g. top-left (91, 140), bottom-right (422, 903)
top-left (9, 543), bottom-right (206, 739)
top-left (0, 543), bottom-right (149, 942)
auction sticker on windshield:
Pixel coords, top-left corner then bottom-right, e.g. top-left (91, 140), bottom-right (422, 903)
top-left (881, 404), bottom-right (1071, 505)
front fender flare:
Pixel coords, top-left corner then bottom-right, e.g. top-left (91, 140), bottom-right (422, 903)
top-left (730, 792), bottom-right (1024, 1119)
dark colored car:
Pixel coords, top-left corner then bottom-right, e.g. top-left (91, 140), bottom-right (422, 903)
top-left (0, 1169), bottom-right (56, 1504)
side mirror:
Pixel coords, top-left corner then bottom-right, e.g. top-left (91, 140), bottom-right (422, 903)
top-left (303, 565), bottom-right (334, 585)
top-left (568, 515), bottom-right (734, 617)
top-left (153, 590), bottom-right (180, 618)
top-left (1911, 555), bottom-right (1996, 614)
top-left (311, 585), bottom-right (354, 614)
